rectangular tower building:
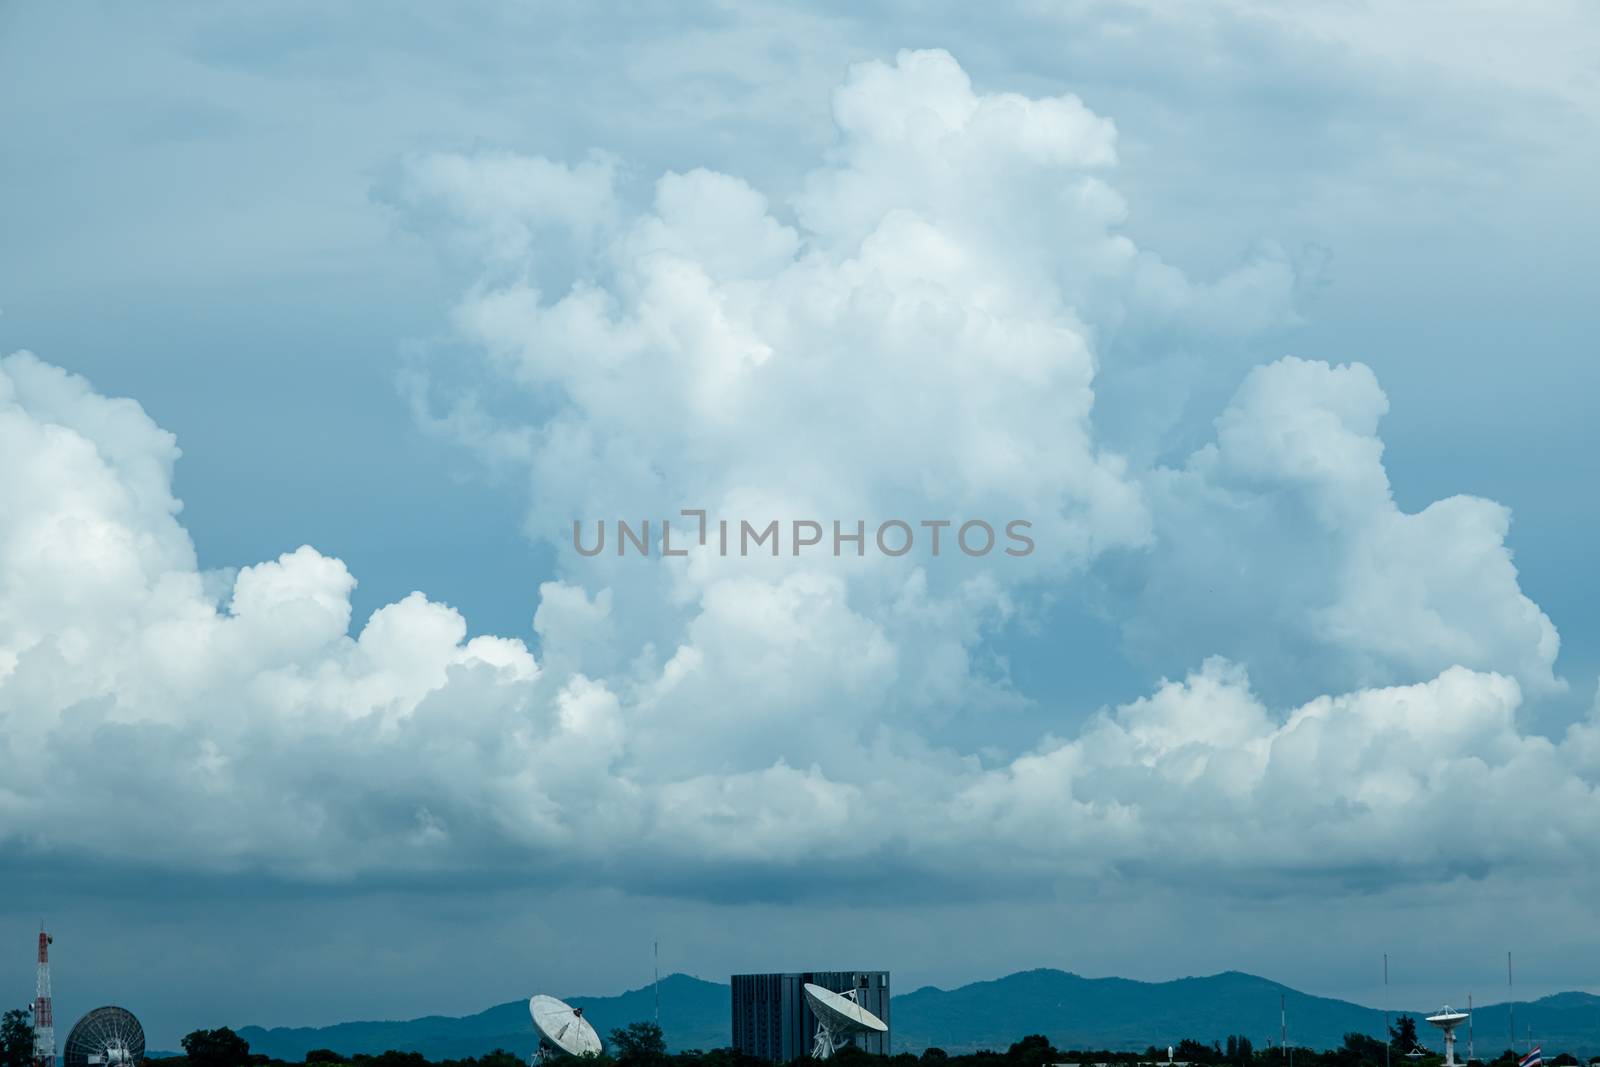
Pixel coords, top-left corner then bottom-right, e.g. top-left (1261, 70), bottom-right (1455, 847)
top-left (731, 971), bottom-right (890, 1062)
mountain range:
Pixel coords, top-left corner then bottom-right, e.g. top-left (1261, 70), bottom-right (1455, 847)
top-left (233, 970), bottom-right (1600, 1061)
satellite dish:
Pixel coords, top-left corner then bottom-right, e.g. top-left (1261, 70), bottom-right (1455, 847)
top-left (63, 1007), bottom-right (144, 1067)
top-left (530, 995), bottom-right (602, 1064)
top-left (1425, 1007), bottom-right (1471, 1067)
top-left (802, 983), bottom-right (887, 1060)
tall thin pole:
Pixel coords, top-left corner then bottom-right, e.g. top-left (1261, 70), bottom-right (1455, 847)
top-left (1467, 994), bottom-right (1473, 1063)
top-left (1507, 952), bottom-right (1514, 1056)
top-left (653, 941), bottom-right (660, 1028)
top-left (1281, 993), bottom-right (1291, 1067)
top-left (1385, 955), bottom-right (1391, 1067)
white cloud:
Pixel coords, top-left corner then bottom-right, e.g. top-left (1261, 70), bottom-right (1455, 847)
top-left (0, 51), bottom-right (1585, 909)
top-left (969, 659), bottom-right (1600, 893)
top-left (1129, 357), bottom-right (1561, 701)
top-left (398, 51), bottom-right (1306, 751)
top-left (3, 347), bottom-right (1596, 901)
top-left (393, 150), bottom-right (622, 269)
top-left (406, 49), bottom-right (1556, 718)
top-left (419, 50), bottom-right (1192, 581)
top-left (1221, 0), bottom-right (1600, 125)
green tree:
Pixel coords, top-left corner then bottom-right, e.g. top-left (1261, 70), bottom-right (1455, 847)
top-left (1178, 1039), bottom-right (1218, 1064)
top-left (363, 1052), bottom-right (427, 1067)
top-left (1, 1009), bottom-right (34, 1067)
top-left (608, 1022), bottom-right (666, 1067)
top-left (478, 1051), bottom-right (524, 1067)
top-left (1390, 1018), bottom-right (1419, 1053)
top-left (182, 1027), bottom-right (252, 1067)
top-left (1006, 1036), bottom-right (1056, 1067)
top-left (1225, 1036), bottom-right (1258, 1064)
top-left (827, 1045), bottom-right (874, 1067)
top-left (1341, 1032), bottom-right (1388, 1065)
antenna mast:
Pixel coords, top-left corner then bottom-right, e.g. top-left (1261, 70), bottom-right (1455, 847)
top-left (1281, 993), bottom-right (1290, 1067)
top-left (33, 926), bottom-right (55, 1067)
top-left (1467, 994), bottom-right (1473, 1063)
top-left (1384, 955), bottom-right (1390, 1067)
top-left (1507, 953), bottom-right (1514, 1056)
top-left (653, 941), bottom-right (660, 1028)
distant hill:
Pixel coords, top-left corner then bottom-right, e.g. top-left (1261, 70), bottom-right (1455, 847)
top-left (234, 969), bottom-right (1600, 1061)
top-left (1447, 992), bottom-right (1600, 1062)
top-left (892, 969), bottom-right (1388, 1053)
top-left (237, 974), bottom-right (728, 1061)
top-left (896, 971), bottom-right (1600, 1057)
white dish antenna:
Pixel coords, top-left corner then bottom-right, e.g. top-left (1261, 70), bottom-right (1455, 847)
top-left (1426, 1006), bottom-right (1470, 1067)
top-left (802, 983), bottom-right (887, 1060)
top-left (530, 995), bottom-right (603, 1063)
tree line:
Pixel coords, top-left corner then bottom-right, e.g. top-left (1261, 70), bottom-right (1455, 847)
top-left (2, 1013), bottom-right (1594, 1067)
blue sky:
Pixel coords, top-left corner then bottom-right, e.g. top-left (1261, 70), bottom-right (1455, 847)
top-left (2, 0), bottom-right (1598, 1050)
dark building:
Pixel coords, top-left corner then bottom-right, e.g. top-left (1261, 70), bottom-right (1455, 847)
top-left (731, 971), bottom-right (891, 1062)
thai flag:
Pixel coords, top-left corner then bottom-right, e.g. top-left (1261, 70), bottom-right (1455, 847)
top-left (1518, 1047), bottom-right (1542, 1067)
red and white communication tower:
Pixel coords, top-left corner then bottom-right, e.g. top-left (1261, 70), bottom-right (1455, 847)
top-left (33, 928), bottom-right (55, 1067)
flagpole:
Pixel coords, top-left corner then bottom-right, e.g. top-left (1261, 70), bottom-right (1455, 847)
top-left (1282, 993), bottom-right (1292, 1067)
top-left (1280, 998), bottom-right (1292, 1067)
top-left (1384, 955), bottom-right (1391, 1067)
top-left (1508, 952), bottom-right (1514, 1057)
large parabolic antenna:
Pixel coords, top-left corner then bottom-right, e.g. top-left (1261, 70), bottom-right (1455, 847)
top-left (63, 1007), bottom-right (144, 1067)
top-left (530, 995), bottom-right (602, 1065)
top-left (802, 983), bottom-right (888, 1060)
top-left (1426, 1007), bottom-right (1470, 1067)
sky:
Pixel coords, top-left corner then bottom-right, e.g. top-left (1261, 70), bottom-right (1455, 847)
top-left (2, 0), bottom-right (1599, 1052)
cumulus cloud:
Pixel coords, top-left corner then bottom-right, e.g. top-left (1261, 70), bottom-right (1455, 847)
top-left (950, 660), bottom-right (1600, 889)
top-left (1, 51), bottom-right (1584, 906)
top-left (4, 348), bottom-right (1597, 902)
top-left (405, 51), bottom-right (1301, 582)
top-left (396, 50), bottom-right (1304, 742)
top-left (390, 150), bottom-right (622, 276)
top-left (403, 49), bottom-right (1555, 724)
top-left (1127, 357), bottom-right (1561, 702)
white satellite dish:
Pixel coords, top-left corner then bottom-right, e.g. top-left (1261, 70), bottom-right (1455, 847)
top-left (802, 983), bottom-right (888, 1060)
top-left (530, 995), bottom-right (603, 1065)
top-left (1425, 1007), bottom-right (1471, 1067)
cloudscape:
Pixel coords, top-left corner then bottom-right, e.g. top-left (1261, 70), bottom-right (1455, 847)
top-left (2, 1), bottom-right (1598, 1055)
